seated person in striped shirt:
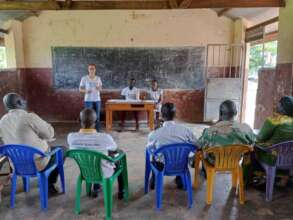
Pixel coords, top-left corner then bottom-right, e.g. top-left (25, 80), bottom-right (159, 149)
top-left (147, 102), bottom-right (198, 189)
top-left (67, 108), bottom-right (124, 199)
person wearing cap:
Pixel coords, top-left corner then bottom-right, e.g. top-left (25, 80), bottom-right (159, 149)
top-left (198, 100), bottom-right (255, 164)
top-left (0, 93), bottom-right (65, 195)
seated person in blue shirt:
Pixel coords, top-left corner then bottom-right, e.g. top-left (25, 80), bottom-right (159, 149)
top-left (67, 108), bottom-right (124, 199)
top-left (147, 102), bottom-right (198, 189)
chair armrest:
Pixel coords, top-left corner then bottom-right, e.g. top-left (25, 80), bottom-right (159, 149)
top-left (45, 147), bottom-right (62, 158)
top-left (111, 151), bottom-right (126, 163)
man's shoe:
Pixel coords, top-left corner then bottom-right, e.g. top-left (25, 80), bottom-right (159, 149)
top-left (175, 177), bottom-right (183, 189)
top-left (91, 190), bottom-right (99, 198)
top-left (48, 184), bottom-right (59, 196)
top-left (118, 192), bottom-right (124, 200)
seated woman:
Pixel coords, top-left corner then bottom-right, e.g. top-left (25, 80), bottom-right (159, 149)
top-left (257, 96), bottom-right (293, 147)
top-left (199, 100), bottom-right (255, 162)
top-left (253, 96), bottom-right (293, 186)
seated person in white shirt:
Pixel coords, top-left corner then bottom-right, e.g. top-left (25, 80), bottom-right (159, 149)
top-left (0, 93), bottom-right (66, 195)
top-left (147, 102), bottom-right (198, 189)
top-left (120, 78), bottom-right (140, 130)
top-left (148, 79), bottom-right (163, 127)
top-left (67, 108), bottom-right (124, 199)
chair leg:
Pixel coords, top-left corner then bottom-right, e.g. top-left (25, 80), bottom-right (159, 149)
top-left (57, 157), bottom-right (66, 194)
top-left (265, 166), bottom-right (276, 202)
top-left (43, 174), bottom-right (49, 210)
top-left (75, 175), bottom-right (83, 214)
top-left (232, 169), bottom-right (238, 188)
top-left (122, 156), bottom-right (129, 201)
top-left (86, 183), bottom-right (91, 196)
top-left (155, 172), bottom-right (164, 210)
top-left (10, 173), bottom-right (17, 208)
top-left (144, 150), bottom-right (151, 194)
top-left (37, 174), bottom-right (45, 210)
top-left (22, 176), bottom-right (30, 192)
top-left (103, 179), bottom-right (113, 220)
top-left (238, 166), bottom-right (245, 204)
top-left (193, 153), bottom-right (201, 189)
top-left (206, 168), bottom-right (215, 205)
top-left (186, 171), bottom-right (193, 208)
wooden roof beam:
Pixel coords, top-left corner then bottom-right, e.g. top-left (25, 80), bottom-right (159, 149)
top-left (0, 0), bottom-right (286, 10)
top-left (217, 8), bottom-right (232, 17)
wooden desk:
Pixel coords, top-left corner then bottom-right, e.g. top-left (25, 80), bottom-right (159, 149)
top-left (106, 99), bottom-right (155, 131)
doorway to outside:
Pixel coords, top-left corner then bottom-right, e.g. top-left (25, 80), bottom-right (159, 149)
top-left (244, 40), bottom-right (277, 128)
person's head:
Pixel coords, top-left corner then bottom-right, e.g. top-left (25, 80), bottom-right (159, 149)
top-left (128, 78), bottom-right (136, 89)
top-left (88, 64), bottom-right (96, 78)
top-left (80, 108), bottom-right (97, 129)
top-left (161, 102), bottom-right (176, 121)
top-left (151, 79), bottom-right (158, 91)
top-left (219, 100), bottom-right (237, 121)
top-left (3, 93), bottom-right (27, 112)
top-left (277, 96), bottom-right (293, 117)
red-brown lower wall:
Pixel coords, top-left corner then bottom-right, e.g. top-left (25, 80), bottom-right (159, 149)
top-left (18, 68), bottom-right (204, 123)
top-left (254, 68), bottom-right (276, 129)
top-left (0, 69), bottom-right (20, 116)
top-left (254, 63), bottom-right (293, 128)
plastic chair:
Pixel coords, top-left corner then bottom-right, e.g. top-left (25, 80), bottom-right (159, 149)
top-left (0, 144), bottom-right (65, 210)
top-left (144, 143), bottom-right (197, 210)
top-left (66, 149), bottom-right (128, 220)
top-left (255, 141), bottom-right (293, 201)
top-left (202, 145), bottom-right (252, 205)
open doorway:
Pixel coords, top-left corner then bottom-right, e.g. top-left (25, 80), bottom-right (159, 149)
top-left (245, 40), bottom-right (278, 128)
top-left (0, 46), bottom-right (6, 68)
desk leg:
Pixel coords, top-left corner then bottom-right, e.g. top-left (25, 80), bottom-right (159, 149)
top-left (106, 109), bottom-right (110, 132)
top-left (148, 110), bottom-right (155, 131)
top-left (109, 110), bottom-right (113, 131)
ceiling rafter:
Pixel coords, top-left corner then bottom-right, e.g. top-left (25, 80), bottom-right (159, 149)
top-left (0, 0), bottom-right (286, 10)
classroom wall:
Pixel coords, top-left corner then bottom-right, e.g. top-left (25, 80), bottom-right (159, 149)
top-left (0, 69), bottom-right (19, 115)
top-left (3, 9), bottom-right (234, 122)
top-left (274, 0), bottom-right (293, 106)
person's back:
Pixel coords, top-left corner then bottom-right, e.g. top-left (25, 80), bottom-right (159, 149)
top-left (67, 108), bottom-right (117, 178)
top-left (0, 109), bottom-right (53, 153)
top-left (257, 113), bottom-right (293, 147)
top-left (148, 121), bottom-right (197, 148)
top-left (199, 100), bottom-right (255, 150)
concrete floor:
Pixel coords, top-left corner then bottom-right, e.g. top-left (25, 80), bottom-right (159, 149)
top-left (1, 123), bottom-right (293, 220)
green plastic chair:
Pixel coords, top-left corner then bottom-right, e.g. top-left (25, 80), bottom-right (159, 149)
top-left (66, 149), bottom-right (129, 220)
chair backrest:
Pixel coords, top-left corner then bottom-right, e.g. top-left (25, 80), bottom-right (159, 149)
top-left (154, 143), bottom-right (197, 175)
top-left (204, 144), bottom-right (251, 170)
top-left (268, 141), bottom-right (293, 167)
top-left (66, 149), bottom-right (112, 183)
top-left (0, 144), bottom-right (45, 176)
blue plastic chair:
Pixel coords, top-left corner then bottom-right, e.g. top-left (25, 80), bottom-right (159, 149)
top-left (144, 143), bottom-right (197, 210)
top-left (0, 144), bottom-right (65, 210)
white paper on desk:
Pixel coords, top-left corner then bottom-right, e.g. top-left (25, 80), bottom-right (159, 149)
top-left (107, 99), bottom-right (155, 104)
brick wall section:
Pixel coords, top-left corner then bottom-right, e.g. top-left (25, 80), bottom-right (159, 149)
top-left (0, 69), bottom-right (19, 116)
top-left (19, 68), bottom-right (204, 122)
top-left (254, 68), bottom-right (276, 129)
top-left (273, 63), bottom-right (293, 107)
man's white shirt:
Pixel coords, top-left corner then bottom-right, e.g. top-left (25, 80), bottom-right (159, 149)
top-left (67, 129), bottom-right (117, 178)
top-left (121, 87), bottom-right (139, 100)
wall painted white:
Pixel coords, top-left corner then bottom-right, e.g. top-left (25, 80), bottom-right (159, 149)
top-left (19, 10), bottom-right (234, 68)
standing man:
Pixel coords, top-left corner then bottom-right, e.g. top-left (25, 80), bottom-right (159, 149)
top-left (79, 64), bottom-right (102, 131)
top-left (148, 79), bottom-right (163, 127)
top-left (121, 78), bottom-right (140, 130)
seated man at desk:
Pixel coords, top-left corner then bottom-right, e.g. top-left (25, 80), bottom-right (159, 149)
top-left (120, 78), bottom-right (140, 130)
